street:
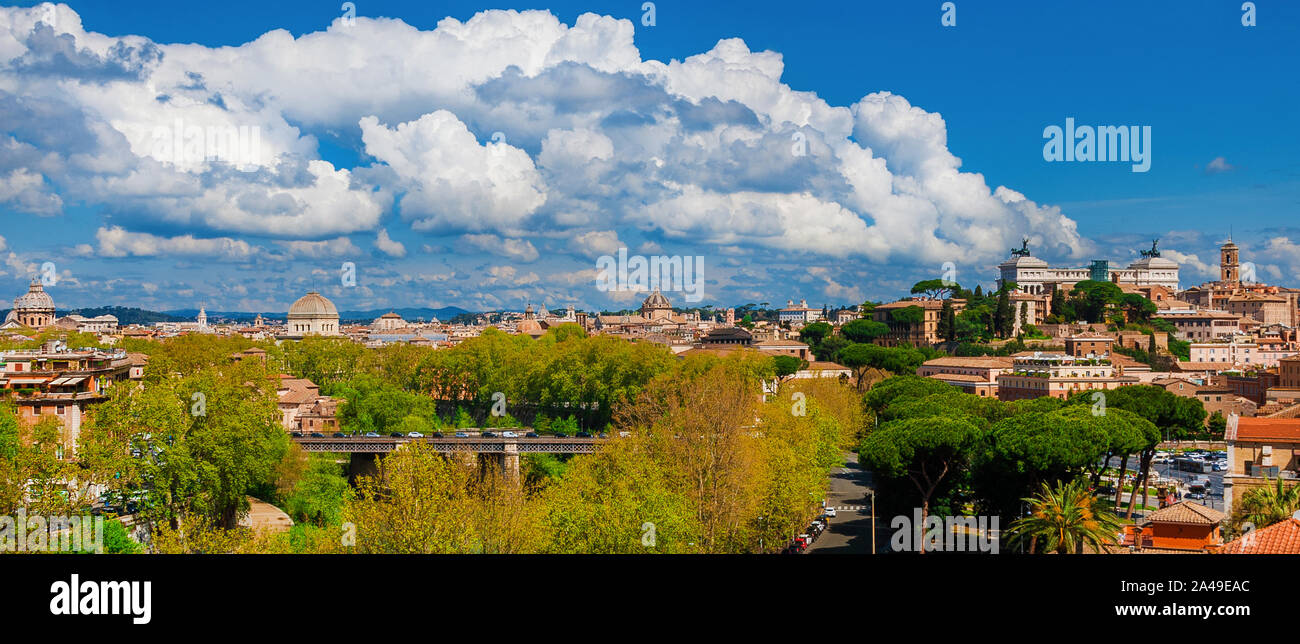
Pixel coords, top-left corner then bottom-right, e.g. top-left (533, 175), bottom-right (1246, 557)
top-left (1103, 455), bottom-right (1225, 512)
top-left (806, 452), bottom-right (884, 554)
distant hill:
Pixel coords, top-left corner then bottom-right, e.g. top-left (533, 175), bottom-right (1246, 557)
top-left (0, 306), bottom-right (187, 326)
top-left (162, 306), bottom-right (473, 324)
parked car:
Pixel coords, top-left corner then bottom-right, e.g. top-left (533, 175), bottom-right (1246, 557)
top-left (290, 432), bottom-right (304, 438)
top-left (310, 432), bottom-right (325, 438)
top-left (575, 431), bottom-right (593, 438)
top-left (525, 432), bottom-right (539, 438)
top-left (407, 432), bottom-right (424, 438)
top-left (363, 432), bottom-right (380, 437)
top-left (825, 507), bottom-right (837, 518)
top-left (553, 432), bottom-right (568, 438)
top-left (501, 431), bottom-right (518, 438)
top-left (332, 432), bottom-right (347, 438)
top-left (454, 432), bottom-right (470, 438)
top-left (482, 431), bottom-right (498, 438)
top-left (1212, 461), bottom-right (1227, 472)
top-left (431, 432), bottom-right (444, 438)
top-left (390, 432), bottom-right (404, 438)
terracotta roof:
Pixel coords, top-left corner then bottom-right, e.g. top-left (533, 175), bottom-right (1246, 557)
top-left (874, 298), bottom-right (962, 311)
top-left (1264, 402), bottom-right (1300, 419)
top-left (755, 339), bottom-right (810, 348)
top-left (1141, 501), bottom-right (1225, 526)
top-left (1174, 361), bottom-right (1224, 372)
top-left (921, 356), bottom-right (1015, 369)
top-left (1219, 518), bottom-right (1300, 554)
top-left (926, 373), bottom-right (990, 383)
top-left (1229, 417), bottom-right (1300, 443)
top-left (803, 361), bottom-right (849, 371)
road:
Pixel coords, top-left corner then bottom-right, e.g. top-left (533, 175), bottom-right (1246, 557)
top-left (806, 452), bottom-right (883, 554)
top-left (1103, 455), bottom-right (1225, 512)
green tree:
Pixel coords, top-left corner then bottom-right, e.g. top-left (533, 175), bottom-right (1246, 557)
top-left (772, 355), bottom-right (808, 382)
top-left (859, 415), bottom-right (984, 553)
top-left (1236, 477), bottom-right (1300, 530)
top-left (1008, 479), bottom-right (1124, 554)
top-left (798, 322), bottom-right (833, 347)
top-left (910, 279), bottom-right (959, 300)
top-left (841, 319), bottom-right (890, 344)
top-left (889, 306), bottom-right (925, 326)
top-left (937, 299), bottom-right (957, 343)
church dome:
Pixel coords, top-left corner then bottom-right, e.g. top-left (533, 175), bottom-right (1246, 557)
top-left (288, 291), bottom-right (338, 319)
top-left (13, 280), bottom-right (55, 311)
top-left (641, 289), bottom-right (671, 310)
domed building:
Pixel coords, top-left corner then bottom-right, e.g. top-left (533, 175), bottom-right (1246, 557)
top-left (5, 280), bottom-right (56, 329)
top-left (371, 311), bottom-right (406, 332)
top-left (286, 291), bottom-right (340, 337)
top-left (640, 289), bottom-right (673, 321)
top-left (516, 303), bottom-right (546, 338)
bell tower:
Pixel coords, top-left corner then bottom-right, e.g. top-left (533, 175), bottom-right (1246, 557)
top-left (1220, 239), bottom-right (1240, 285)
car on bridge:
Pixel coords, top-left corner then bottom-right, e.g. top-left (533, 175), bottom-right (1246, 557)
top-left (390, 432), bottom-right (404, 438)
top-left (332, 432), bottom-right (347, 438)
top-left (553, 432), bottom-right (568, 438)
top-left (454, 432), bottom-right (469, 438)
top-left (407, 432), bottom-right (424, 438)
top-left (482, 431), bottom-right (498, 438)
top-left (364, 432), bottom-right (380, 437)
top-left (501, 431), bottom-right (518, 438)
top-left (310, 432), bottom-right (325, 438)
top-left (575, 431), bottom-right (592, 438)
top-left (525, 432), bottom-right (539, 438)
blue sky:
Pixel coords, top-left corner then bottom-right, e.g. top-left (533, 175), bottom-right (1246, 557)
top-left (1, 1), bottom-right (1298, 314)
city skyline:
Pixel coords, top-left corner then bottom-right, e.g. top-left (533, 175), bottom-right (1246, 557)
top-left (1, 1), bottom-right (1298, 313)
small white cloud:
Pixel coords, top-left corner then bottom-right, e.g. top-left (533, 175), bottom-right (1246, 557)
top-left (1205, 157), bottom-right (1235, 174)
top-left (95, 226), bottom-right (259, 259)
top-left (461, 234), bottom-right (540, 262)
top-left (375, 229), bottom-right (406, 258)
top-left (571, 230), bottom-right (622, 257)
top-left (273, 237), bottom-right (361, 258)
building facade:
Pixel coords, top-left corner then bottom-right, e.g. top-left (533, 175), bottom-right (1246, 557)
top-left (995, 353), bottom-right (1138, 402)
top-left (996, 241), bottom-right (1180, 295)
top-left (285, 291), bottom-right (341, 337)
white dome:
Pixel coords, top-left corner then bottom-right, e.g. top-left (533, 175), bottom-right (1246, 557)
top-left (288, 291), bottom-right (338, 319)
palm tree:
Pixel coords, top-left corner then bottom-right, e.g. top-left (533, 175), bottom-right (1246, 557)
top-left (1009, 479), bottom-right (1125, 554)
top-left (1238, 477), bottom-right (1300, 530)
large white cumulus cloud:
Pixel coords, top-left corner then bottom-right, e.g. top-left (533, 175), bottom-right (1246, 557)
top-left (0, 3), bottom-right (1089, 279)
